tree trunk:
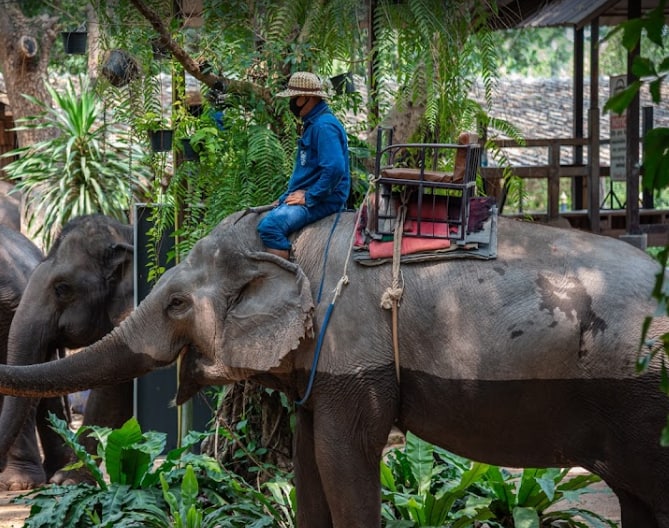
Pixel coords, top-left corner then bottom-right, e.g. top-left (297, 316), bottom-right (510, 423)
top-left (0, 5), bottom-right (59, 148)
top-left (0, 5), bottom-right (61, 245)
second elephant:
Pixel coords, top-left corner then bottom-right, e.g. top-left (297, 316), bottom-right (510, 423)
top-left (0, 225), bottom-right (72, 491)
top-left (0, 214), bottom-right (135, 489)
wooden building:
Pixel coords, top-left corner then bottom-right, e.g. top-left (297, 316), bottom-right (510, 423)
top-left (487, 0), bottom-right (669, 247)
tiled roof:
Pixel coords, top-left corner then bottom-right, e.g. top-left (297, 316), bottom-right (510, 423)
top-left (472, 76), bottom-right (669, 166)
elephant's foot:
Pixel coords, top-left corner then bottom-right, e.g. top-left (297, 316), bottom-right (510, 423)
top-left (49, 466), bottom-right (95, 487)
top-left (0, 461), bottom-right (46, 491)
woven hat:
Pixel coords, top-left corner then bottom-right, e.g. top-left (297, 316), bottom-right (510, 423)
top-left (276, 71), bottom-right (329, 99)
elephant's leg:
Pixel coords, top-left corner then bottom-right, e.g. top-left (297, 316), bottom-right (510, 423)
top-left (308, 376), bottom-right (398, 528)
top-left (312, 417), bottom-right (390, 527)
top-left (294, 408), bottom-right (333, 528)
top-left (0, 407), bottom-right (45, 491)
top-left (613, 486), bottom-right (659, 528)
top-left (36, 396), bottom-right (74, 479)
top-left (49, 382), bottom-right (133, 485)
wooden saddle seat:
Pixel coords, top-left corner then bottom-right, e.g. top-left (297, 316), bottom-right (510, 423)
top-left (378, 132), bottom-right (479, 184)
top-left (371, 132), bottom-right (481, 242)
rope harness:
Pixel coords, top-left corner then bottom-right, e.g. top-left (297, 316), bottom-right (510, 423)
top-left (379, 191), bottom-right (408, 384)
top-left (296, 183), bottom-right (407, 404)
top-left (296, 207), bottom-right (355, 406)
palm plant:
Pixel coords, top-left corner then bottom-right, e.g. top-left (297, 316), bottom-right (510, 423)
top-left (2, 76), bottom-right (150, 250)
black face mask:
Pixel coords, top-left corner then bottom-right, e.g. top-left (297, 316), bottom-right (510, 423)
top-left (289, 97), bottom-right (306, 117)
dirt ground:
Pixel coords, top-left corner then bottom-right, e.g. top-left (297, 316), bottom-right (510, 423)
top-left (0, 491), bottom-right (30, 528)
top-left (0, 468), bottom-right (621, 527)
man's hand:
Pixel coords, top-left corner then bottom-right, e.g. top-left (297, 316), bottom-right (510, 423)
top-left (285, 190), bottom-right (306, 205)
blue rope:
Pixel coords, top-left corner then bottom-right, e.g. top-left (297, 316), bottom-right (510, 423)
top-left (297, 208), bottom-right (343, 406)
top-left (295, 301), bottom-right (335, 406)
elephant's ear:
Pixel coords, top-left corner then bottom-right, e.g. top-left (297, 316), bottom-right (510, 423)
top-left (220, 252), bottom-right (314, 372)
top-left (103, 242), bottom-right (134, 282)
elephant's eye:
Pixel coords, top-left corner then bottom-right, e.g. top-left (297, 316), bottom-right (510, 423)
top-left (167, 294), bottom-right (189, 315)
top-left (54, 282), bottom-right (73, 300)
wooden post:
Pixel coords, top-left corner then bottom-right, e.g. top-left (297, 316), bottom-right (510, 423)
top-left (588, 20), bottom-right (600, 234)
top-left (572, 26), bottom-right (584, 210)
top-left (626, 0), bottom-right (641, 235)
top-left (548, 140), bottom-right (560, 220)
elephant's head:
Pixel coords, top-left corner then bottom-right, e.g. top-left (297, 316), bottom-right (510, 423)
top-left (0, 214), bottom-right (134, 464)
top-left (0, 211), bottom-right (314, 404)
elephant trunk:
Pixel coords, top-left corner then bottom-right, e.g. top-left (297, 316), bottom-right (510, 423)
top-left (0, 328), bottom-right (168, 399)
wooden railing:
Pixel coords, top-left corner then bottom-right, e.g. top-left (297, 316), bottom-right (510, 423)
top-left (479, 136), bottom-right (669, 246)
top-left (480, 137), bottom-right (595, 219)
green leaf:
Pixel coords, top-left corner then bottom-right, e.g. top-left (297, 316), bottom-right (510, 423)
top-left (380, 460), bottom-right (398, 492)
top-left (105, 417), bottom-right (150, 487)
top-left (516, 468), bottom-right (542, 505)
top-left (512, 506), bottom-right (541, 528)
top-left (621, 19), bottom-right (644, 51)
top-left (632, 56), bottom-right (656, 78)
top-left (661, 416), bottom-right (669, 447)
top-left (649, 77), bottom-right (663, 104)
top-left (604, 81), bottom-right (641, 114)
top-left (405, 432), bottom-right (434, 496)
top-left (645, 3), bottom-right (667, 47)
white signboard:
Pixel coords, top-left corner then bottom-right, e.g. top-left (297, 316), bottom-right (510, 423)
top-left (610, 75), bottom-right (627, 181)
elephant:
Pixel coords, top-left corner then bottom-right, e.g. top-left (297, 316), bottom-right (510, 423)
top-left (0, 225), bottom-right (41, 365)
top-left (0, 209), bottom-right (666, 527)
top-left (0, 214), bottom-right (135, 490)
top-left (0, 181), bottom-right (20, 232)
top-left (0, 225), bottom-right (71, 491)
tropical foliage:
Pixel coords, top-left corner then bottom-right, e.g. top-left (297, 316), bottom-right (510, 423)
top-left (17, 421), bottom-right (615, 527)
top-left (18, 414), bottom-right (297, 528)
top-left (1, 77), bottom-right (149, 250)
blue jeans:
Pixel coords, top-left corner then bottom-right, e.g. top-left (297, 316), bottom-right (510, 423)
top-left (257, 203), bottom-right (340, 250)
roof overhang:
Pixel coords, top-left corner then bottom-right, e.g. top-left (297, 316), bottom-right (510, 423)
top-left (492, 0), bottom-right (669, 29)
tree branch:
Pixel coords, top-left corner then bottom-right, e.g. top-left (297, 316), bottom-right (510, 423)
top-left (128, 0), bottom-right (273, 106)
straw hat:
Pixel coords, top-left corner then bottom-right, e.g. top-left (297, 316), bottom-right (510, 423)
top-left (276, 71), bottom-right (329, 99)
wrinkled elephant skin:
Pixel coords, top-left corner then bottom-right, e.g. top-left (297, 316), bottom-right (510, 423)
top-left (0, 214), bottom-right (134, 490)
top-left (0, 211), bottom-right (667, 527)
top-left (0, 225), bottom-right (57, 491)
top-left (0, 182), bottom-right (20, 233)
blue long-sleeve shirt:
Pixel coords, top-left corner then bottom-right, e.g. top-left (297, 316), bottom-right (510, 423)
top-left (279, 100), bottom-right (350, 209)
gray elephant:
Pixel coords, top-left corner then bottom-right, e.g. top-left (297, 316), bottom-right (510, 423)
top-left (0, 209), bottom-right (667, 527)
top-left (0, 214), bottom-right (134, 490)
top-left (0, 225), bottom-right (71, 491)
top-left (0, 181), bottom-right (20, 232)
top-left (0, 225), bottom-right (41, 369)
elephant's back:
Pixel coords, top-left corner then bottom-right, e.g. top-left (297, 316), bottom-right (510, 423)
top-left (0, 226), bottom-right (42, 293)
top-left (303, 213), bottom-right (666, 381)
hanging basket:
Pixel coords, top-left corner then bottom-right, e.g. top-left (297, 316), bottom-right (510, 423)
top-left (102, 49), bottom-right (140, 87)
top-left (181, 138), bottom-right (199, 162)
top-left (330, 72), bottom-right (355, 95)
top-left (61, 31), bottom-right (87, 55)
top-left (148, 129), bottom-right (173, 152)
